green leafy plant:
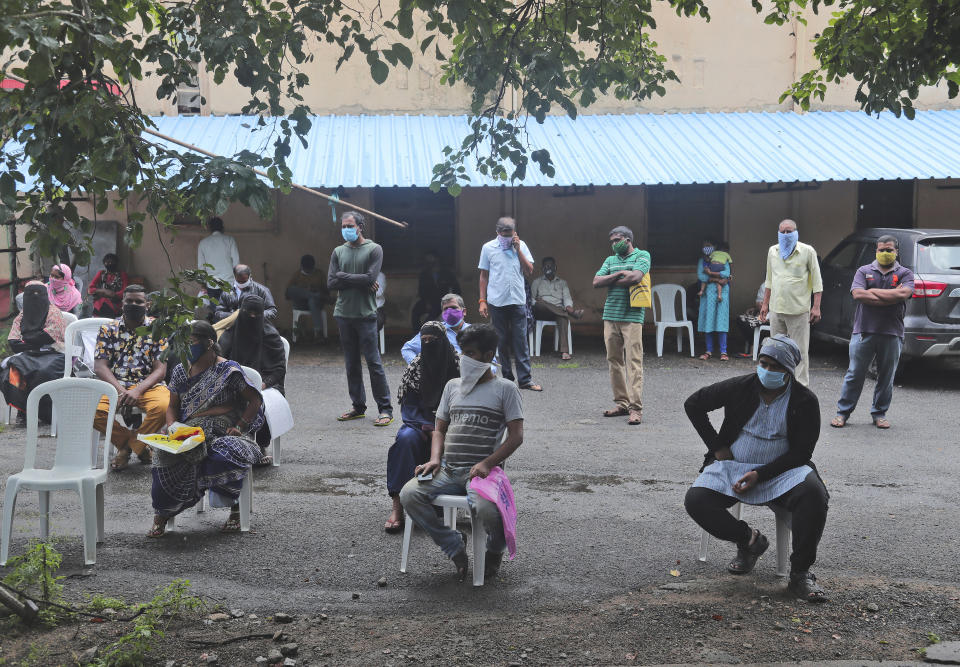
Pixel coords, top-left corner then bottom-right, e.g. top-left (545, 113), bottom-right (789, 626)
top-left (1, 540), bottom-right (66, 627)
top-left (85, 594), bottom-right (128, 613)
top-left (94, 579), bottom-right (204, 667)
top-left (928, 632), bottom-right (942, 644)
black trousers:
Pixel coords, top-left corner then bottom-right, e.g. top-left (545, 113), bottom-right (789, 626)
top-left (684, 470), bottom-right (829, 574)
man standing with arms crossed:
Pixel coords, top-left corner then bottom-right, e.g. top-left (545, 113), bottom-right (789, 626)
top-left (478, 217), bottom-right (542, 391)
top-left (593, 226), bottom-right (650, 426)
top-left (831, 235), bottom-right (914, 429)
top-left (759, 219), bottom-right (823, 387)
top-left (329, 211), bottom-right (393, 427)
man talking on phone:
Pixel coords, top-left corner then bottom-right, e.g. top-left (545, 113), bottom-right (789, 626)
top-left (399, 324), bottom-right (524, 582)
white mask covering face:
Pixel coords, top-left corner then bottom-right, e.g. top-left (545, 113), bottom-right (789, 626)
top-left (459, 354), bottom-right (491, 396)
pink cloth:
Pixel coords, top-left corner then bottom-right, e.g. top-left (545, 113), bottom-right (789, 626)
top-left (469, 467), bottom-right (518, 559)
top-left (47, 264), bottom-right (82, 311)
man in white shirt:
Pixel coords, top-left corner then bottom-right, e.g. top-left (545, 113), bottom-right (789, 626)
top-left (197, 217), bottom-right (239, 302)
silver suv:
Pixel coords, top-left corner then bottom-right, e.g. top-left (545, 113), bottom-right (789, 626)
top-left (815, 228), bottom-right (960, 360)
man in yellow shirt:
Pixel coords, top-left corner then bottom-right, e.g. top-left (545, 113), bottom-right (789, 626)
top-left (759, 219), bottom-right (823, 386)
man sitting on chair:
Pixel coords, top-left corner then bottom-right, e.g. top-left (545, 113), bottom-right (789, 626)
top-left (683, 334), bottom-right (830, 602)
top-left (93, 285), bottom-right (170, 471)
top-left (399, 324), bottom-right (523, 582)
top-left (401, 293), bottom-right (470, 364)
top-left (530, 257), bottom-right (583, 360)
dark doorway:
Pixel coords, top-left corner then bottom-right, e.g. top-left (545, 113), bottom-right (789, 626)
top-left (373, 187), bottom-right (456, 273)
top-left (857, 180), bottom-right (914, 229)
top-left (646, 184), bottom-right (726, 266)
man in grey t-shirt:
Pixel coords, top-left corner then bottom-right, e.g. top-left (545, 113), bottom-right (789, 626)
top-left (400, 324), bottom-right (524, 582)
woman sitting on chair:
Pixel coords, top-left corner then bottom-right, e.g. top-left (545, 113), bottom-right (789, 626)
top-left (1, 281), bottom-right (68, 424)
top-left (384, 321), bottom-right (460, 533)
top-left (148, 321), bottom-right (265, 537)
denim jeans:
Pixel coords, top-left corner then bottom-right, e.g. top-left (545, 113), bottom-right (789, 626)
top-left (335, 316), bottom-right (392, 415)
top-left (286, 286), bottom-right (326, 334)
top-left (399, 465), bottom-right (506, 558)
top-left (489, 304), bottom-right (531, 386)
top-left (836, 333), bottom-right (902, 419)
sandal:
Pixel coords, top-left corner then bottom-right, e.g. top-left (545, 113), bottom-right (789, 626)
top-left (384, 515), bottom-right (405, 534)
top-left (374, 413), bottom-right (394, 427)
top-left (699, 352), bottom-right (712, 361)
top-left (873, 416), bottom-right (891, 429)
top-left (727, 530), bottom-right (769, 574)
top-left (137, 449), bottom-right (152, 465)
top-left (221, 509), bottom-right (242, 533)
top-left (603, 407), bottom-right (629, 417)
top-left (719, 353), bottom-right (730, 362)
top-left (789, 571), bottom-right (829, 603)
top-left (628, 410), bottom-right (642, 426)
top-left (520, 383), bottom-right (543, 392)
top-left (253, 455), bottom-right (273, 467)
top-left (561, 353), bottom-right (572, 361)
top-left (146, 515), bottom-right (168, 538)
top-left (337, 409), bottom-right (366, 421)
top-left (451, 532), bottom-right (468, 582)
top-left (830, 415), bottom-right (847, 428)
top-left (111, 448), bottom-right (131, 471)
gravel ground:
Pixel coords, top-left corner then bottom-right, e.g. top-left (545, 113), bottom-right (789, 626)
top-left (1, 335), bottom-right (958, 665)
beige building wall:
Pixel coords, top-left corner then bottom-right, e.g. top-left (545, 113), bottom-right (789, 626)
top-left (916, 180), bottom-right (960, 229)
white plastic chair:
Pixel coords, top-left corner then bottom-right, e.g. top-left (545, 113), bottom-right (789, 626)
top-left (530, 319), bottom-right (573, 357)
top-left (400, 494), bottom-right (489, 587)
top-left (697, 502), bottom-right (791, 577)
top-left (1, 378), bottom-right (118, 566)
top-left (752, 324), bottom-right (772, 361)
top-left (652, 284), bottom-right (694, 357)
top-left (291, 308), bottom-right (327, 342)
top-left (49, 317), bottom-right (112, 437)
top-left (269, 339), bottom-right (290, 467)
top-left (379, 327), bottom-right (386, 355)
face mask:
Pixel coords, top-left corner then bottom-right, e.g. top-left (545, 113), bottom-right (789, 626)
top-left (876, 250), bottom-right (896, 266)
top-left (498, 234), bottom-right (514, 251)
top-left (442, 307), bottom-right (464, 327)
top-left (235, 279), bottom-right (250, 289)
top-left (778, 230), bottom-right (799, 260)
top-left (612, 239), bottom-right (629, 256)
top-left (342, 226), bottom-right (359, 242)
top-left (756, 364), bottom-right (787, 389)
top-left (123, 303), bottom-right (146, 322)
top-left (459, 353), bottom-right (491, 396)
top-left (104, 263), bottom-right (118, 272)
top-left (544, 268), bottom-right (556, 279)
top-left (187, 342), bottom-right (207, 363)
top-left (703, 246), bottom-right (714, 256)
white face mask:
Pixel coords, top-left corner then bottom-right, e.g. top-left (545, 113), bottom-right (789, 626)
top-left (235, 279), bottom-right (250, 289)
top-left (459, 354), bottom-right (491, 396)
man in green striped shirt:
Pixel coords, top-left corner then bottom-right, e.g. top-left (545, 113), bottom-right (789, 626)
top-left (593, 226), bottom-right (651, 426)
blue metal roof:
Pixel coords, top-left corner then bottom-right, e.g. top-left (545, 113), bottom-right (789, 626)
top-left (10, 110), bottom-right (960, 189)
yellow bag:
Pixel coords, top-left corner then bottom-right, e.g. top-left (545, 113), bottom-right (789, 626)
top-left (629, 272), bottom-right (652, 308)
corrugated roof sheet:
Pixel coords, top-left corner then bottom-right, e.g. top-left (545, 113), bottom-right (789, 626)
top-left (11, 110), bottom-right (960, 189)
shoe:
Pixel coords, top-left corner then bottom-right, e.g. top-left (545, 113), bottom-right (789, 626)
top-left (484, 551), bottom-right (504, 579)
top-left (727, 530), bottom-right (769, 574)
top-left (451, 532), bottom-right (468, 582)
top-left (788, 571), bottom-right (829, 602)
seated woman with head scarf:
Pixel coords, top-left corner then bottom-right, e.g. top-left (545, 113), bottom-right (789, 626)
top-left (1, 281), bottom-right (68, 423)
top-left (218, 294), bottom-right (289, 462)
top-left (148, 321), bottom-right (265, 537)
top-left (384, 321), bottom-right (460, 533)
top-left (47, 263), bottom-right (83, 315)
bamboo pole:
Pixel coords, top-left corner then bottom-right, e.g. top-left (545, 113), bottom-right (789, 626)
top-left (1, 73), bottom-right (409, 228)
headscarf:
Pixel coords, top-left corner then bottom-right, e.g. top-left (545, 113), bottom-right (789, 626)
top-left (397, 321), bottom-right (460, 412)
top-left (220, 294), bottom-right (286, 386)
top-left (47, 263), bottom-right (83, 311)
top-left (758, 334), bottom-right (802, 376)
top-left (8, 281), bottom-right (67, 351)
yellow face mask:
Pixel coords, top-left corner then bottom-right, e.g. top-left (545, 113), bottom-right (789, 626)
top-left (876, 250), bottom-right (896, 266)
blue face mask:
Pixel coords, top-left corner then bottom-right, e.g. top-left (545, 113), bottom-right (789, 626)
top-left (778, 230), bottom-right (799, 260)
top-left (342, 226), bottom-right (359, 242)
top-left (756, 364), bottom-right (787, 389)
top-left (188, 342), bottom-right (207, 363)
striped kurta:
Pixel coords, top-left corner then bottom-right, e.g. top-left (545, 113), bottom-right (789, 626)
top-left (692, 384), bottom-right (812, 504)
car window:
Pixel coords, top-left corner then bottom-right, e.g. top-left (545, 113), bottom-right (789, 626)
top-left (916, 238), bottom-right (960, 275)
top-left (823, 241), bottom-right (863, 269)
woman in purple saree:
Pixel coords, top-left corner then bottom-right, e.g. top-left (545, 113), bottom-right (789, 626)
top-left (148, 321), bottom-right (265, 537)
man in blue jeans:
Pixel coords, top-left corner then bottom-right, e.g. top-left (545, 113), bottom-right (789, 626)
top-left (477, 217), bottom-right (542, 391)
top-left (831, 235), bottom-right (914, 430)
top-left (328, 211), bottom-right (393, 427)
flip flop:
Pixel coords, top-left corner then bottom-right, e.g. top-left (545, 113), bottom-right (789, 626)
top-left (719, 354), bottom-right (730, 361)
top-left (384, 516), bottom-right (405, 534)
top-left (830, 415), bottom-right (847, 428)
top-left (699, 352), bottom-right (712, 361)
top-left (520, 383), bottom-right (543, 392)
top-left (146, 516), bottom-right (168, 538)
top-left (337, 409), bottom-right (366, 421)
top-left (374, 414), bottom-right (394, 427)
top-left (873, 416), bottom-right (891, 429)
